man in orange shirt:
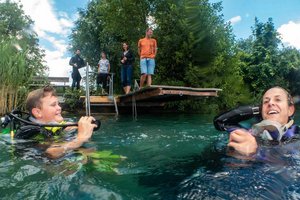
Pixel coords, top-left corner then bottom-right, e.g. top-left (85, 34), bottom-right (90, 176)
top-left (138, 28), bottom-right (157, 87)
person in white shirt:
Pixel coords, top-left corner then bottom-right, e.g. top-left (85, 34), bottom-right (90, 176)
top-left (97, 52), bottom-right (110, 93)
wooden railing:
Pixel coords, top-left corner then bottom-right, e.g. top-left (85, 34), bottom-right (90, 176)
top-left (29, 76), bottom-right (69, 93)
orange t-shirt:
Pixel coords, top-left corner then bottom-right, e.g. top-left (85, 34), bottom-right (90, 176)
top-left (138, 37), bottom-right (157, 59)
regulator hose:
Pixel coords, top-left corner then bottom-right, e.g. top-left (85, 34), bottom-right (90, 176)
top-left (213, 105), bottom-right (260, 131)
top-left (1, 110), bottom-right (101, 131)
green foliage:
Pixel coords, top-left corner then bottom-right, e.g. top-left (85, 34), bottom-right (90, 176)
top-left (278, 47), bottom-right (300, 95)
top-left (70, 0), bottom-right (150, 93)
top-left (63, 88), bottom-right (84, 111)
top-left (0, 1), bottom-right (46, 114)
top-left (70, 0), bottom-right (300, 112)
top-left (154, 0), bottom-right (252, 110)
top-left (70, 0), bottom-right (252, 111)
top-left (237, 18), bottom-right (300, 99)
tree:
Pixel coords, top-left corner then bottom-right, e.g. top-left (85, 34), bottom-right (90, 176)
top-left (238, 18), bottom-right (287, 97)
top-left (70, 0), bottom-right (152, 92)
top-left (70, 0), bottom-right (252, 111)
top-left (154, 0), bottom-right (252, 109)
top-left (0, 1), bottom-right (45, 114)
top-left (279, 47), bottom-right (300, 95)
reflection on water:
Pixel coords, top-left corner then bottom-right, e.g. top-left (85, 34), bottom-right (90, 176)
top-left (1, 113), bottom-right (300, 199)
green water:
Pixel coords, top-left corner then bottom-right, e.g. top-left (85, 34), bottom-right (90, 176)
top-left (1, 113), bottom-right (300, 199)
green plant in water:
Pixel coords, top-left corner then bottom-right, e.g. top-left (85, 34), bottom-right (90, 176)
top-left (86, 150), bottom-right (126, 173)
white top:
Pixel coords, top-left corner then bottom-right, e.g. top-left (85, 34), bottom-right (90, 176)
top-left (98, 59), bottom-right (110, 73)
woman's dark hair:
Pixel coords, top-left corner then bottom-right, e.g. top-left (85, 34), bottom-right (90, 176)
top-left (122, 42), bottom-right (129, 50)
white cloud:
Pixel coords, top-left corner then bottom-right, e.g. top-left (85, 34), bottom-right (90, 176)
top-left (228, 16), bottom-right (242, 25)
top-left (1, 0), bottom-right (76, 77)
top-left (19, 0), bottom-right (73, 36)
top-left (44, 49), bottom-right (71, 77)
top-left (41, 35), bottom-right (68, 55)
top-left (278, 21), bottom-right (300, 49)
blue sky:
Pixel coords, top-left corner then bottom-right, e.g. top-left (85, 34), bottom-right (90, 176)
top-left (211, 0), bottom-right (300, 40)
top-left (7, 0), bottom-right (300, 77)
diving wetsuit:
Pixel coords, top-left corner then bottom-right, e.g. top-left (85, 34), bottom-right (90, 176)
top-left (69, 54), bottom-right (85, 90)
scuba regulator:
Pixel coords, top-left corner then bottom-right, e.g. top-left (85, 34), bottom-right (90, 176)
top-left (213, 105), bottom-right (260, 131)
top-left (213, 105), bottom-right (298, 142)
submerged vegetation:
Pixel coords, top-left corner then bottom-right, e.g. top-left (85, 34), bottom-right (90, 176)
top-left (0, 2), bottom-right (46, 114)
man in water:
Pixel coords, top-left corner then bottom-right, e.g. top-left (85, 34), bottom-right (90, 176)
top-left (69, 49), bottom-right (86, 90)
top-left (228, 87), bottom-right (296, 156)
top-left (23, 86), bottom-right (97, 159)
top-left (138, 28), bottom-right (157, 88)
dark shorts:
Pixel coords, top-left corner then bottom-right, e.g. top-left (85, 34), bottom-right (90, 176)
top-left (97, 73), bottom-right (109, 88)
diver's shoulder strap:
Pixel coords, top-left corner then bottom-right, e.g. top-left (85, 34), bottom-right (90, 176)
top-left (15, 125), bottom-right (52, 139)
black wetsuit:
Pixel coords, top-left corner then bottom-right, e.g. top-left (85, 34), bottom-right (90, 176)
top-left (69, 54), bottom-right (85, 90)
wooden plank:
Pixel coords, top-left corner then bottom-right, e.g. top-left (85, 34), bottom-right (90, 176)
top-left (119, 88), bottom-right (163, 103)
top-left (119, 102), bottom-right (165, 107)
top-left (150, 85), bottom-right (222, 92)
top-left (32, 76), bottom-right (69, 83)
top-left (90, 96), bottom-right (114, 103)
top-left (161, 90), bottom-right (218, 97)
top-left (80, 96), bottom-right (119, 104)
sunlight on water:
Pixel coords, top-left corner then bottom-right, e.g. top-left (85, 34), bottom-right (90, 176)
top-left (1, 113), bottom-right (300, 199)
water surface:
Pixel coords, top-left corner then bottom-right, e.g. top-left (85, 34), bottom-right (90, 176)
top-left (1, 113), bottom-right (300, 199)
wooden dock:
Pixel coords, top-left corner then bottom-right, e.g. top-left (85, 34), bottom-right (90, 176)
top-left (81, 85), bottom-right (221, 113)
top-left (118, 85), bottom-right (221, 104)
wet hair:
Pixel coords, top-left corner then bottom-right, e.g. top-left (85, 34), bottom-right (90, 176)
top-left (263, 86), bottom-right (294, 106)
top-left (26, 86), bottom-right (57, 115)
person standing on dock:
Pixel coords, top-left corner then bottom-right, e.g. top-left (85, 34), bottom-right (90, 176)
top-left (97, 51), bottom-right (110, 94)
top-left (69, 49), bottom-right (86, 90)
top-left (138, 28), bottom-right (157, 88)
top-left (121, 42), bottom-right (135, 94)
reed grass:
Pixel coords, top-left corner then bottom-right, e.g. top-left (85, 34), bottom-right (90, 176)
top-left (0, 38), bottom-right (30, 115)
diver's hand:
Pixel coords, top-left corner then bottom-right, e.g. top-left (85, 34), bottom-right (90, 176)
top-left (77, 116), bottom-right (97, 142)
top-left (228, 129), bottom-right (258, 156)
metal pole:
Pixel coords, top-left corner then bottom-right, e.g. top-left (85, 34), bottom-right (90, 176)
top-left (85, 62), bottom-right (91, 116)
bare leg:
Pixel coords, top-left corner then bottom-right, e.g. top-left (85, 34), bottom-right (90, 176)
top-left (147, 75), bottom-right (152, 86)
top-left (123, 87), bottom-right (127, 94)
top-left (140, 74), bottom-right (146, 88)
top-left (125, 86), bottom-right (131, 94)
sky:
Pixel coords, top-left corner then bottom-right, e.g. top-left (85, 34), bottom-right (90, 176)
top-left (6, 0), bottom-right (90, 77)
top-left (211, 0), bottom-right (300, 48)
top-left (5, 0), bottom-right (300, 77)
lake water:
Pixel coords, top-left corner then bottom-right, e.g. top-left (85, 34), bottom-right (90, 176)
top-left (1, 113), bottom-right (300, 199)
